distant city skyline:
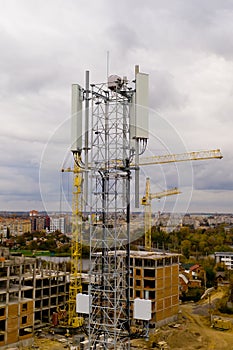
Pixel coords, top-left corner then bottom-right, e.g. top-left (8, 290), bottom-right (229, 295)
top-left (0, 1), bottom-right (232, 213)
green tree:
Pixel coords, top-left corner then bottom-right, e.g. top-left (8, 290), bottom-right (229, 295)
top-left (28, 240), bottom-right (38, 251)
top-left (181, 240), bottom-right (191, 259)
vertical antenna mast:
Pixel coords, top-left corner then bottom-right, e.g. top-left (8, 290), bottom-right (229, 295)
top-left (133, 65), bottom-right (149, 208)
top-left (84, 71), bottom-right (90, 213)
top-left (134, 64), bottom-right (140, 208)
top-left (106, 50), bottom-right (110, 81)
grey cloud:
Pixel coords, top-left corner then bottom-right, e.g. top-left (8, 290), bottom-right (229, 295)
top-left (192, 158), bottom-right (233, 190)
top-left (149, 70), bottom-right (188, 110)
top-left (120, 1), bottom-right (233, 59)
top-left (0, 0), bottom-right (232, 211)
top-left (108, 23), bottom-right (140, 49)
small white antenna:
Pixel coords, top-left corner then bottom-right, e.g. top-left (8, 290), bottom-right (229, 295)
top-left (106, 51), bottom-right (110, 80)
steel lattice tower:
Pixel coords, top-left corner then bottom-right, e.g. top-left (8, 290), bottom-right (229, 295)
top-left (71, 68), bottom-right (148, 348)
top-left (88, 81), bottom-right (133, 349)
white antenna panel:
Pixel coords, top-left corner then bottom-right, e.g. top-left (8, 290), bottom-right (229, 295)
top-left (133, 298), bottom-right (152, 321)
top-left (76, 293), bottom-right (90, 314)
top-left (131, 72), bottom-right (149, 139)
top-left (71, 84), bottom-right (83, 151)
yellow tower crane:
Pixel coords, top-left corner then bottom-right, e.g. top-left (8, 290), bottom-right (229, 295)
top-left (61, 156), bottom-right (83, 328)
top-left (141, 178), bottom-right (181, 250)
top-left (139, 149), bottom-right (223, 251)
top-left (68, 161), bottom-right (83, 327)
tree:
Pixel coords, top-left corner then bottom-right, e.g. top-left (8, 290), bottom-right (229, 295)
top-left (28, 240), bottom-right (38, 251)
top-left (181, 287), bottom-right (204, 302)
top-left (181, 240), bottom-right (191, 259)
top-left (205, 267), bottom-right (216, 288)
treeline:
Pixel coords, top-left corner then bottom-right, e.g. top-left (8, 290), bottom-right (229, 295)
top-left (151, 224), bottom-right (233, 259)
top-left (12, 231), bottom-right (71, 255)
top-left (7, 223), bottom-right (233, 260)
top-left (10, 230), bottom-right (91, 257)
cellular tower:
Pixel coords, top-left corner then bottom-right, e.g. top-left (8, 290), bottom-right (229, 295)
top-left (71, 66), bottom-right (149, 349)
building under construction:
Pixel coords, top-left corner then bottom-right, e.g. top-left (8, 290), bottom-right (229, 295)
top-left (0, 248), bottom-right (69, 349)
top-left (129, 250), bottom-right (180, 326)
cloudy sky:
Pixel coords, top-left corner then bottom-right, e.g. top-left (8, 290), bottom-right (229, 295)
top-left (0, 0), bottom-right (232, 213)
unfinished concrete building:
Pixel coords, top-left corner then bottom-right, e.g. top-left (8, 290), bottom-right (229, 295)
top-left (0, 248), bottom-right (69, 349)
top-left (0, 249), bottom-right (35, 348)
top-left (129, 251), bottom-right (180, 327)
top-left (33, 259), bottom-right (69, 326)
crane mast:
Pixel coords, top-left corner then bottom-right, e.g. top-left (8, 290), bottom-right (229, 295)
top-left (141, 178), bottom-right (181, 250)
top-left (68, 161), bottom-right (83, 327)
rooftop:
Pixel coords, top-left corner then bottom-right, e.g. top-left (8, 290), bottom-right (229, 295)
top-left (96, 250), bottom-right (180, 260)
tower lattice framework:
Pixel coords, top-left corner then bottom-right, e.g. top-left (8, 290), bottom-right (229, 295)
top-left (88, 82), bottom-right (133, 349)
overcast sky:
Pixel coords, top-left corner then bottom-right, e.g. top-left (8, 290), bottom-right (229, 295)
top-left (0, 0), bottom-right (232, 213)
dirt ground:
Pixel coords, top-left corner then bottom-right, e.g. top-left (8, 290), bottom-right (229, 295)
top-left (29, 334), bottom-right (70, 349)
top-left (24, 290), bottom-right (233, 350)
top-left (149, 303), bottom-right (233, 350)
top-left (131, 289), bottom-right (233, 350)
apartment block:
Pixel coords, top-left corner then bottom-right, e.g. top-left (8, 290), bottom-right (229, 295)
top-left (0, 218), bottom-right (31, 238)
top-left (215, 252), bottom-right (233, 270)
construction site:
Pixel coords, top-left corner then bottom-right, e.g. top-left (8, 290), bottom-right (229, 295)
top-left (0, 66), bottom-right (223, 349)
top-left (0, 247), bottom-right (69, 348)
